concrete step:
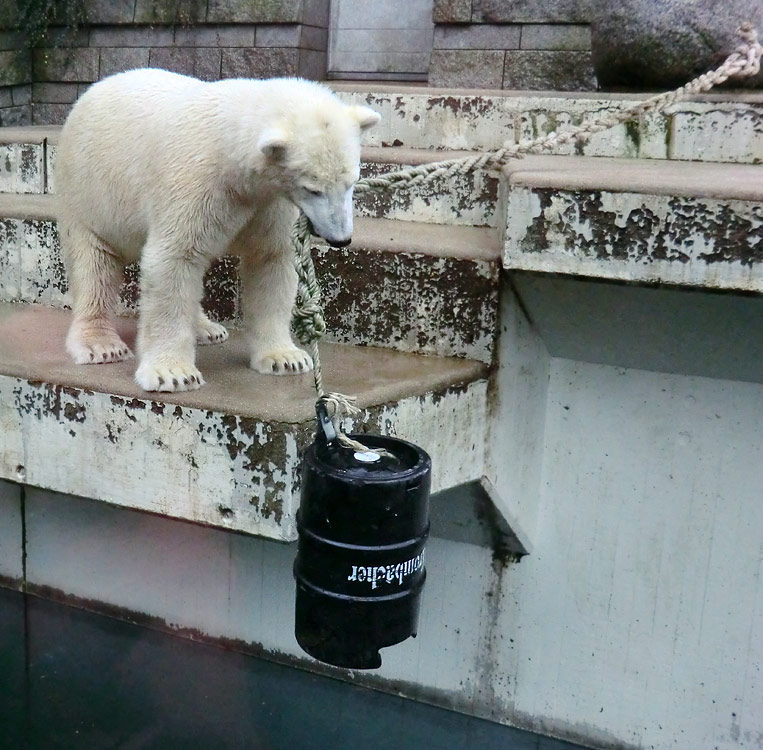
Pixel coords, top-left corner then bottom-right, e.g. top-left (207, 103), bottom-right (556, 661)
top-left (503, 156), bottom-right (763, 294)
top-left (0, 194), bottom-right (500, 362)
top-left (0, 128), bottom-right (499, 229)
top-left (334, 85), bottom-right (763, 164)
top-left (0, 302), bottom-right (488, 542)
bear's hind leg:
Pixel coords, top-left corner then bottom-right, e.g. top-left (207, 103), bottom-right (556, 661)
top-left (62, 220), bottom-right (133, 365)
top-left (196, 307), bottom-right (229, 346)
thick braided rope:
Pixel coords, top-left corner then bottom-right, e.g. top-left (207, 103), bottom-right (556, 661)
top-left (292, 24), bottom-right (762, 434)
top-left (292, 213), bottom-right (380, 452)
top-left (291, 212), bottom-right (326, 393)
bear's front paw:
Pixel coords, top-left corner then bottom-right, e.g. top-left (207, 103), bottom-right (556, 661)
top-left (251, 348), bottom-right (313, 375)
top-left (135, 361), bottom-right (205, 392)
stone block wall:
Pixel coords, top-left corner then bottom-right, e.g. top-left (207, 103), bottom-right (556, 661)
top-left (0, 12), bottom-right (32, 127)
top-left (430, 0), bottom-right (596, 90)
top-left (6, 0), bottom-right (329, 125)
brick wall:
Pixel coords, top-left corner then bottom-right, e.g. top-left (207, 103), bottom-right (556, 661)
top-left (8, 0), bottom-right (329, 125)
top-left (430, 0), bottom-right (596, 90)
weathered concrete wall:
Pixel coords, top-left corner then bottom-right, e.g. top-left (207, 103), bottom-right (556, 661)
top-left (0, 18), bottom-right (32, 127)
top-left (505, 186), bottom-right (763, 293)
top-left (0, 371), bottom-right (487, 541)
top-left (483, 280), bottom-right (549, 549)
top-left (334, 86), bottom-right (763, 164)
top-left (20, 0), bottom-right (329, 124)
top-left (494, 359), bottom-right (763, 749)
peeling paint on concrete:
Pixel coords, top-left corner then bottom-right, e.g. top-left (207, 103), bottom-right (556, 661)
top-left (314, 245), bottom-right (498, 362)
top-left (517, 101), bottom-right (641, 158)
top-left (373, 381), bottom-right (488, 494)
top-left (670, 104), bottom-right (763, 164)
top-left (334, 89), bottom-right (763, 163)
top-left (358, 158), bottom-right (499, 227)
top-left (0, 143), bottom-right (44, 193)
top-left (0, 219), bottom-right (495, 358)
top-left (505, 186), bottom-right (763, 292)
top-left (0, 218), bottom-right (69, 306)
top-left (0, 374), bottom-right (487, 541)
top-left (336, 91), bottom-right (517, 151)
top-left (0, 218), bottom-right (22, 302)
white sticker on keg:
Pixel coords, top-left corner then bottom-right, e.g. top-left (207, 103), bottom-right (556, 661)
top-left (354, 450), bottom-right (381, 463)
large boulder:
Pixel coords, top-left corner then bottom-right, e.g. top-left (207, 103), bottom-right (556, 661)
top-left (590, 0), bottom-right (763, 90)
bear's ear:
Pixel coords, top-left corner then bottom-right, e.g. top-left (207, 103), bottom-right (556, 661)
top-left (348, 105), bottom-right (381, 131)
top-left (258, 128), bottom-right (289, 160)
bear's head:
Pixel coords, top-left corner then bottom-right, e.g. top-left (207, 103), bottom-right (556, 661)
top-left (257, 99), bottom-right (380, 248)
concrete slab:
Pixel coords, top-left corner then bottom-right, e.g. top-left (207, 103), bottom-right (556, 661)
top-left (0, 125), bottom-right (60, 145)
top-left (0, 303), bottom-right (486, 422)
top-left (504, 156), bottom-right (763, 292)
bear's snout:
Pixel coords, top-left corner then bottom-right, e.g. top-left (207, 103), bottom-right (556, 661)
top-left (327, 237), bottom-right (352, 248)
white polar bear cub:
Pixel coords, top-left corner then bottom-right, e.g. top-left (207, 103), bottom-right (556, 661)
top-left (57, 69), bottom-right (380, 392)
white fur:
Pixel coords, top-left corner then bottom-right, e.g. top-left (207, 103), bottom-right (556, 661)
top-left (57, 69), bottom-right (380, 392)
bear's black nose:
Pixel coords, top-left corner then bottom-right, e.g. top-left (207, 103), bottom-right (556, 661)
top-left (328, 237), bottom-right (351, 248)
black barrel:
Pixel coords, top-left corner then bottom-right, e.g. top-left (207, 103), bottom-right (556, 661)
top-left (294, 433), bottom-right (431, 669)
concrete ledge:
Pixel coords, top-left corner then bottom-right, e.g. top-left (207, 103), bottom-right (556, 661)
top-left (504, 155), bottom-right (763, 202)
top-left (0, 126), bottom-right (59, 145)
top-left (504, 156), bottom-right (763, 293)
top-left (0, 303), bottom-right (488, 541)
top-left (350, 215), bottom-right (500, 262)
top-left (330, 82), bottom-right (763, 104)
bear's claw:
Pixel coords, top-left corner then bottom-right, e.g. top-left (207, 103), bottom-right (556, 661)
top-left (252, 348), bottom-right (314, 376)
top-left (67, 330), bottom-right (134, 366)
top-left (196, 319), bottom-right (229, 346)
top-left (135, 362), bottom-right (205, 392)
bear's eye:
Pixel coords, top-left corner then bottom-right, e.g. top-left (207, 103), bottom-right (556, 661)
top-left (304, 187), bottom-right (323, 197)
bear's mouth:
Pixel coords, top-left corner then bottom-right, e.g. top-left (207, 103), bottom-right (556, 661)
top-left (303, 216), bottom-right (351, 248)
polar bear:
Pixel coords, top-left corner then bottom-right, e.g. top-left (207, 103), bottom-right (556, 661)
top-left (57, 69), bottom-right (380, 392)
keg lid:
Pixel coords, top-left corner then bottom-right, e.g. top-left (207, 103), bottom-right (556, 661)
top-left (315, 436), bottom-right (418, 478)
top-left (313, 402), bottom-right (429, 480)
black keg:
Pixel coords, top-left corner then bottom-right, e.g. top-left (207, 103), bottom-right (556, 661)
top-left (294, 417), bottom-right (431, 669)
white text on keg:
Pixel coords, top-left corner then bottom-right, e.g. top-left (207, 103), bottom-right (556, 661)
top-left (347, 551), bottom-right (425, 590)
